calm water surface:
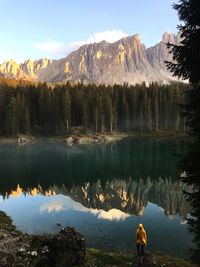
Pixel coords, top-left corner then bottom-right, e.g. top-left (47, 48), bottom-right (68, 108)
top-left (0, 137), bottom-right (192, 257)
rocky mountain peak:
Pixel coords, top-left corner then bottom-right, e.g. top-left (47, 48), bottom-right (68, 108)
top-left (1, 59), bottom-right (19, 69)
top-left (162, 32), bottom-right (180, 45)
top-left (132, 33), bottom-right (141, 42)
top-left (116, 34), bottom-right (143, 48)
top-left (0, 60), bottom-right (24, 78)
top-left (0, 32), bottom-right (182, 85)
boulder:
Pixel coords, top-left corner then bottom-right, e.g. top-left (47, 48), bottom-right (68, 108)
top-left (65, 136), bottom-right (74, 144)
top-left (48, 227), bottom-right (86, 266)
top-left (18, 136), bottom-right (34, 145)
top-left (31, 227), bottom-right (86, 267)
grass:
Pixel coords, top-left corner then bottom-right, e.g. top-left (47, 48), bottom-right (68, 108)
top-left (82, 248), bottom-right (198, 267)
top-left (83, 248), bottom-right (133, 267)
top-left (0, 210), bottom-right (13, 228)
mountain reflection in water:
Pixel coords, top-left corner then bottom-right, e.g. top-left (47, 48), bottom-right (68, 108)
top-left (3, 176), bottom-right (190, 218)
top-left (0, 138), bottom-right (192, 257)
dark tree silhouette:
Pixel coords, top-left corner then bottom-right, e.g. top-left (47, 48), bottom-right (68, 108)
top-left (166, 0), bottom-right (200, 263)
top-left (0, 78), bottom-right (187, 136)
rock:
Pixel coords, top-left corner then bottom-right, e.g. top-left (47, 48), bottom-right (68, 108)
top-left (16, 247), bottom-right (26, 256)
top-left (0, 33), bottom-right (182, 86)
top-left (47, 226), bottom-right (86, 266)
top-left (76, 137), bottom-right (92, 144)
top-left (0, 211), bottom-right (86, 267)
top-left (41, 246), bottom-right (49, 253)
top-left (3, 33), bottom-right (180, 85)
top-left (31, 251), bottom-right (38, 256)
top-left (18, 136), bottom-right (34, 145)
top-left (66, 136), bottom-right (74, 144)
top-left (0, 58), bottom-right (52, 80)
top-left (28, 226), bottom-right (86, 267)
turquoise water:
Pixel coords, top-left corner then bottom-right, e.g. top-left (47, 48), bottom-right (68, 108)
top-left (0, 137), bottom-right (192, 257)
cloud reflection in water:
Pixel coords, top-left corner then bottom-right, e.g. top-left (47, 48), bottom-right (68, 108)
top-left (40, 195), bottom-right (130, 221)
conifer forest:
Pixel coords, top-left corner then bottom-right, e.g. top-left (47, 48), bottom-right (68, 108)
top-left (0, 79), bottom-right (188, 136)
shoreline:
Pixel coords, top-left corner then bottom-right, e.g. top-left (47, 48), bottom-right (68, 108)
top-left (0, 131), bottom-right (188, 145)
top-left (0, 211), bottom-right (197, 267)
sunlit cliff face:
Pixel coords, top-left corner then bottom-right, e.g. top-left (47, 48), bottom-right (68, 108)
top-left (0, 33), bottom-right (183, 85)
top-left (0, 58), bottom-right (52, 80)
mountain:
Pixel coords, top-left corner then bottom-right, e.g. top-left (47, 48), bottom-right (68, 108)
top-left (0, 58), bottom-right (53, 80)
top-left (0, 59), bottom-right (26, 79)
top-left (0, 32), bottom-right (181, 85)
top-left (146, 32), bottom-right (180, 75)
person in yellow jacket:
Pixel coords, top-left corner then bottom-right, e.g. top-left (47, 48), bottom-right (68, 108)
top-left (136, 223), bottom-right (147, 257)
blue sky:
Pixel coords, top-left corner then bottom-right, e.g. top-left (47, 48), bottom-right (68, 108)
top-left (0, 0), bottom-right (179, 62)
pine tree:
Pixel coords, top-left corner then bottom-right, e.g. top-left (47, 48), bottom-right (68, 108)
top-left (24, 105), bottom-right (31, 134)
top-left (5, 96), bottom-right (19, 135)
top-left (63, 89), bottom-right (71, 132)
top-left (0, 86), bottom-right (7, 135)
top-left (0, 79), bottom-right (188, 136)
top-left (82, 101), bottom-right (88, 131)
top-left (166, 0), bottom-right (200, 263)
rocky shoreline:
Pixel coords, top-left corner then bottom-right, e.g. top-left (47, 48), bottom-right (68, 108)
top-left (0, 211), bottom-right (86, 267)
top-left (0, 130), bottom-right (187, 146)
top-left (0, 211), bottom-right (197, 267)
top-left (0, 132), bottom-right (126, 145)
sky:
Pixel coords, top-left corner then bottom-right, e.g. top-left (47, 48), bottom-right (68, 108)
top-left (0, 0), bottom-right (179, 63)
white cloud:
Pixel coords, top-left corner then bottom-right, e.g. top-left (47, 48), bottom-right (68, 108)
top-left (34, 30), bottom-right (128, 59)
top-left (70, 30), bottom-right (128, 49)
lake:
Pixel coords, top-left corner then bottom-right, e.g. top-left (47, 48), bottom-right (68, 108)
top-left (0, 137), bottom-right (192, 258)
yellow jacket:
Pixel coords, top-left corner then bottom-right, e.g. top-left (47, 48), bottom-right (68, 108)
top-left (136, 224), bottom-right (147, 246)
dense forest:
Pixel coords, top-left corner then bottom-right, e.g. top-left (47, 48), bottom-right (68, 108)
top-left (0, 78), bottom-right (188, 136)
